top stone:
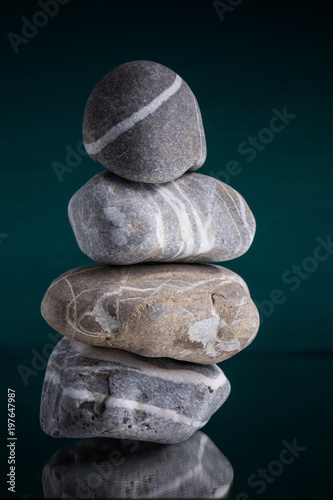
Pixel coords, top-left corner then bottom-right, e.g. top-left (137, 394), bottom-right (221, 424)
top-left (82, 60), bottom-right (206, 183)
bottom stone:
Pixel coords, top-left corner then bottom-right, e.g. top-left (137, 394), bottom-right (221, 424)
top-left (40, 338), bottom-right (230, 443)
top-left (43, 431), bottom-right (233, 499)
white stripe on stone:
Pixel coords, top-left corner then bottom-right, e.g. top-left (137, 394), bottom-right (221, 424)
top-left (84, 74), bottom-right (183, 155)
top-left (61, 363), bottom-right (227, 392)
top-left (172, 181), bottom-right (214, 255)
top-left (145, 185), bottom-right (165, 254)
top-left (91, 292), bottom-right (120, 332)
top-left (57, 341), bottom-right (227, 390)
top-left (191, 91), bottom-right (204, 165)
top-left (213, 484), bottom-right (232, 498)
top-left (156, 184), bottom-right (196, 259)
top-left (234, 188), bottom-right (255, 239)
top-left (106, 397), bottom-right (209, 429)
top-left (147, 432), bottom-right (209, 497)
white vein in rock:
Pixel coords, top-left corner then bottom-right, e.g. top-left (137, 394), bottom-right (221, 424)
top-left (191, 91), bottom-right (204, 166)
top-left (172, 181), bottom-right (214, 255)
top-left (54, 341), bottom-right (227, 390)
top-left (84, 75), bottom-right (183, 155)
top-left (234, 188), bottom-right (254, 238)
top-left (106, 397), bottom-right (209, 428)
top-left (156, 184), bottom-right (195, 259)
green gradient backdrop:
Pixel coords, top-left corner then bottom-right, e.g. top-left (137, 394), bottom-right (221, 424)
top-left (1, 0), bottom-right (332, 498)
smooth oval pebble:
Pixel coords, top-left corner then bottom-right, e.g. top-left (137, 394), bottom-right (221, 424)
top-left (41, 264), bottom-right (259, 364)
top-left (43, 432), bottom-right (233, 499)
top-left (40, 338), bottom-right (231, 443)
top-left (68, 171), bottom-right (256, 265)
top-left (82, 60), bottom-right (206, 183)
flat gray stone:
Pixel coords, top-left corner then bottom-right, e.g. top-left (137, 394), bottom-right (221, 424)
top-left (82, 60), bottom-right (206, 183)
top-left (43, 431), bottom-right (233, 498)
top-left (68, 171), bottom-right (256, 265)
top-left (40, 338), bottom-right (230, 443)
top-left (41, 264), bottom-right (259, 364)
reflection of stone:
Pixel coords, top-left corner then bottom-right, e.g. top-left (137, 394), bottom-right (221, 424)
top-left (42, 431), bottom-right (233, 499)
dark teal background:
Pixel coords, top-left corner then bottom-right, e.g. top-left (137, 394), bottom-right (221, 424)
top-left (1, 0), bottom-right (332, 497)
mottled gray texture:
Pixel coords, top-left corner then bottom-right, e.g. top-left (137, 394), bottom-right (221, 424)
top-left (82, 60), bottom-right (206, 183)
top-left (68, 171), bottom-right (256, 265)
top-left (40, 338), bottom-right (230, 443)
top-left (41, 264), bottom-right (259, 364)
top-left (43, 431), bottom-right (233, 499)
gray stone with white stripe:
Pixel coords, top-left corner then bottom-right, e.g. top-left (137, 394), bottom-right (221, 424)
top-left (42, 431), bottom-right (233, 498)
top-left (82, 60), bottom-right (206, 183)
top-left (40, 338), bottom-right (230, 443)
top-left (40, 264), bottom-right (259, 364)
top-left (68, 171), bottom-right (256, 265)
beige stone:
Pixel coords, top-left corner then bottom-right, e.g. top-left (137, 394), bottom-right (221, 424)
top-left (41, 264), bottom-right (259, 364)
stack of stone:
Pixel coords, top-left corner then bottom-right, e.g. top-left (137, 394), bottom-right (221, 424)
top-left (40, 61), bottom-right (259, 444)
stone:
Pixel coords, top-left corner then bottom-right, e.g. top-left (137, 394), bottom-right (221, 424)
top-left (68, 171), bottom-right (256, 265)
top-left (40, 338), bottom-right (231, 443)
top-left (43, 431), bottom-right (233, 499)
top-left (82, 60), bottom-right (206, 183)
top-left (41, 264), bottom-right (259, 364)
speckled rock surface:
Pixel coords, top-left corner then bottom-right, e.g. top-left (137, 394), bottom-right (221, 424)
top-left (41, 264), bottom-right (259, 364)
top-left (43, 431), bottom-right (233, 499)
top-left (82, 60), bottom-right (206, 183)
top-left (40, 338), bottom-right (230, 443)
top-left (68, 171), bottom-right (256, 265)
